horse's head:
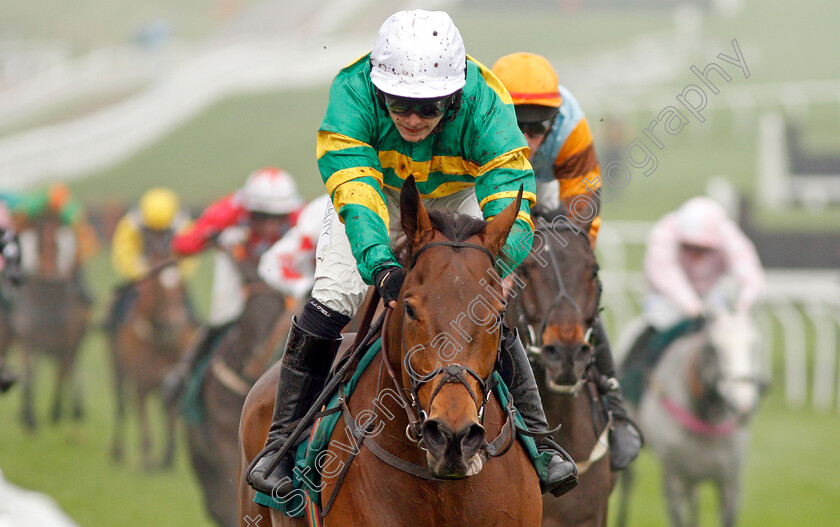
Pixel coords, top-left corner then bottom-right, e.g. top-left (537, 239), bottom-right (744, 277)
top-left (512, 208), bottom-right (601, 394)
top-left (389, 176), bottom-right (521, 479)
top-left (697, 310), bottom-right (767, 423)
top-left (131, 264), bottom-right (194, 354)
top-left (27, 213), bottom-right (78, 281)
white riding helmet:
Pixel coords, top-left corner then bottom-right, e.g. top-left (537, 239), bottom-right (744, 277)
top-left (239, 167), bottom-right (303, 215)
top-left (369, 10), bottom-right (467, 99)
top-left (676, 197), bottom-right (728, 249)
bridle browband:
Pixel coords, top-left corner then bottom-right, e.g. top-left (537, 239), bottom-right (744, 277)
top-left (409, 240), bottom-right (495, 270)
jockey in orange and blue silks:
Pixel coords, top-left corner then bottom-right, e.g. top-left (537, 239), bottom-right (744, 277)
top-left (247, 10), bottom-right (579, 500)
top-left (492, 52), bottom-right (601, 244)
top-left (492, 52), bottom-right (642, 472)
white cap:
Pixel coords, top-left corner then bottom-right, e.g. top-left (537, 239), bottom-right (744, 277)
top-left (369, 10), bottom-right (466, 99)
top-left (677, 196), bottom-right (728, 248)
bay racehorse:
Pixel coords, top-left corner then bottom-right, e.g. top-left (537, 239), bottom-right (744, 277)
top-left (507, 207), bottom-right (616, 527)
top-left (109, 227), bottom-right (197, 470)
top-left (238, 177), bottom-right (542, 526)
top-left (625, 310), bottom-right (767, 527)
top-left (187, 252), bottom-right (289, 527)
top-left (12, 213), bottom-right (90, 429)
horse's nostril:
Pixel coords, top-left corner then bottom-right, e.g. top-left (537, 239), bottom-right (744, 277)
top-left (458, 423), bottom-right (486, 458)
top-left (421, 419), bottom-right (452, 455)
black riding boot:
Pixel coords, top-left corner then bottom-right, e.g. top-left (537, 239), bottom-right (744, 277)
top-left (247, 301), bottom-right (347, 496)
top-left (0, 363), bottom-right (16, 393)
top-left (503, 325), bottom-right (578, 497)
top-left (591, 319), bottom-right (643, 471)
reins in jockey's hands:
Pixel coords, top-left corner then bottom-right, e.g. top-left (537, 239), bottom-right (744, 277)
top-left (375, 266), bottom-right (405, 307)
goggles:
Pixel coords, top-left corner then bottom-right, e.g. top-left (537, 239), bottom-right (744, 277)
top-left (383, 93), bottom-right (451, 119)
top-left (518, 118), bottom-right (555, 137)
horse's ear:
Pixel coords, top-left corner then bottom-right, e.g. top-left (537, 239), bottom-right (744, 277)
top-left (400, 175), bottom-right (434, 247)
top-left (480, 185), bottom-right (523, 256)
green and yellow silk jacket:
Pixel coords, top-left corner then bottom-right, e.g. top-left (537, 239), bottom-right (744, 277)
top-left (317, 53), bottom-right (536, 284)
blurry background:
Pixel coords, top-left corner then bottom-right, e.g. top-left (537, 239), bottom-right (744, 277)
top-left (0, 0), bottom-right (838, 525)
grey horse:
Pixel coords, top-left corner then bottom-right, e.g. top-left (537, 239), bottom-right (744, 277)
top-left (627, 311), bottom-right (767, 527)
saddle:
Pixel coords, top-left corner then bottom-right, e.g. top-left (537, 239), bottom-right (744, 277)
top-left (619, 317), bottom-right (706, 406)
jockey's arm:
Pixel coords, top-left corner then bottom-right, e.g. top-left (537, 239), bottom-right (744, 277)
top-left (644, 214), bottom-right (704, 317)
top-left (111, 215), bottom-right (147, 280)
top-left (172, 194), bottom-right (242, 256)
top-left (720, 220), bottom-right (765, 313)
top-left (552, 87), bottom-right (601, 244)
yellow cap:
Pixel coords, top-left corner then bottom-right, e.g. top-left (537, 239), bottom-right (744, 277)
top-left (491, 52), bottom-right (561, 108)
top-left (139, 187), bottom-right (179, 230)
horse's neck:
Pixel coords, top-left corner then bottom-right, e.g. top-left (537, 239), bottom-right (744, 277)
top-left (657, 334), bottom-right (725, 422)
top-left (539, 369), bottom-right (597, 451)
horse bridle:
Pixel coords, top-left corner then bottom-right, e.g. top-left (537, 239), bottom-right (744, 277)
top-left (515, 225), bottom-right (601, 357)
top-left (384, 240), bottom-right (516, 457)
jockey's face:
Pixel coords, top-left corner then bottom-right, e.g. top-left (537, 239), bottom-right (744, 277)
top-left (389, 110), bottom-right (445, 143)
top-left (681, 242), bottom-right (714, 262)
top-left (249, 212), bottom-right (291, 243)
top-left (518, 117), bottom-right (554, 160)
top-left (523, 132), bottom-right (547, 160)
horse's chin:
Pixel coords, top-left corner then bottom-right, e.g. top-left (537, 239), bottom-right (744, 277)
top-left (427, 452), bottom-right (485, 479)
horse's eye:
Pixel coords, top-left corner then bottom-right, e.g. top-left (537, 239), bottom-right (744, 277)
top-left (404, 302), bottom-right (418, 321)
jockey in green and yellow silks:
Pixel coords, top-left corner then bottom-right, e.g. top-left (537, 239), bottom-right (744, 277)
top-left (247, 10), bottom-right (578, 500)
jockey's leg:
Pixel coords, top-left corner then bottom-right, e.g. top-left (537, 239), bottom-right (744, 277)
top-left (248, 201), bottom-right (362, 496)
top-left (161, 322), bottom-right (233, 405)
top-left (74, 269), bottom-right (94, 305)
top-left (0, 361), bottom-right (15, 393)
top-left (247, 300), bottom-right (346, 495)
top-left (502, 325), bottom-right (578, 497)
top-left (590, 319), bottom-right (643, 471)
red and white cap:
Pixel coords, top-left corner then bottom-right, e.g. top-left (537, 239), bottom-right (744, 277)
top-left (239, 167), bottom-right (303, 215)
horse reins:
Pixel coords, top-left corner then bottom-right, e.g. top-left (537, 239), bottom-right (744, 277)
top-left (517, 225), bottom-right (600, 358)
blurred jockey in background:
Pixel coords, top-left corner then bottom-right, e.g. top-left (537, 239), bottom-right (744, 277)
top-left (620, 196), bottom-right (765, 405)
top-left (258, 194), bottom-right (330, 301)
top-left (105, 187), bottom-right (197, 333)
top-left (492, 52), bottom-right (642, 471)
top-left (0, 199), bottom-right (22, 287)
top-left (0, 199), bottom-right (21, 393)
top-left (8, 183), bottom-right (97, 304)
top-left (163, 167), bottom-right (303, 401)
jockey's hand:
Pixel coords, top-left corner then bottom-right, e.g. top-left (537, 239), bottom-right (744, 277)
top-left (375, 266), bottom-right (405, 308)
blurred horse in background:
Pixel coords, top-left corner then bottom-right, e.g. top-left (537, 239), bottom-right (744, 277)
top-left (508, 207), bottom-right (616, 527)
top-left (12, 213), bottom-right (91, 429)
top-left (620, 310), bottom-right (767, 527)
top-left (109, 227), bottom-right (197, 470)
top-left (186, 251), bottom-right (289, 527)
